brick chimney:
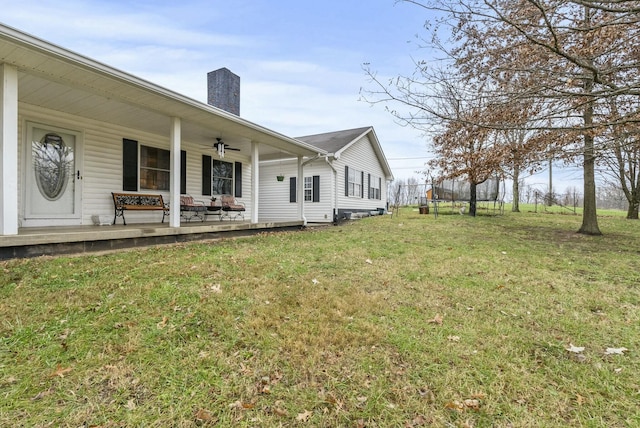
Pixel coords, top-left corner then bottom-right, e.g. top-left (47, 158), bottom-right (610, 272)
top-left (207, 68), bottom-right (240, 115)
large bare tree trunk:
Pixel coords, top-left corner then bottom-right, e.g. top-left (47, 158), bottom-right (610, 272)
top-left (627, 194), bottom-right (639, 219)
top-left (512, 165), bottom-right (520, 212)
top-left (469, 182), bottom-right (477, 217)
top-left (578, 74), bottom-right (602, 235)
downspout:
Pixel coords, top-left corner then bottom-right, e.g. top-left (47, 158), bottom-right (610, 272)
top-left (324, 156), bottom-right (338, 224)
top-left (299, 153), bottom-right (323, 226)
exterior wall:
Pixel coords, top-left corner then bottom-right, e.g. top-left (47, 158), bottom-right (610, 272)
top-left (258, 160), bottom-right (334, 223)
top-left (334, 134), bottom-right (388, 216)
top-left (17, 103), bottom-right (251, 226)
top-left (259, 132), bottom-right (390, 222)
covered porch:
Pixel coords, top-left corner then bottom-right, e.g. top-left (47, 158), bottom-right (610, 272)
top-left (0, 24), bottom-right (324, 249)
top-left (0, 219), bottom-right (305, 260)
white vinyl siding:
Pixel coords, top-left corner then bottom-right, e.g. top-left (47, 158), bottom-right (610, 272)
top-left (258, 160), bottom-right (333, 222)
top-left (336, 134), bottom-right (387, 212)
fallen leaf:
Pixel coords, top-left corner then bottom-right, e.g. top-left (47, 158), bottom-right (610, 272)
top-left (31, 389), bottom-right (53, 400)
top-left (605, 347), bottom-right (628, 355)
top-left (312, 278), bottom-right (319, 285)
top-left (410, 414), bottom-right (428, 426)
top-left (444, 400), bottom-right (464, 412)
top-left (209, 283), bottom-right (222, 293)
top-left (566, 343), bottom-right (585, 353)
top-left (296, 409), bottom-right (312, 422)
top-left (463, 399), bottom-right (481, 410)
top-left (418, 387), bottom-right (435, 403)
top-left (576, 394), bottom-right (585, 406)
top-left (427, 314), bottom-right (443, 325)
top-left (273, 407), bottom-right (288, 417)
top-left (195, 408), bottom-right (214, 421)
top-left (125, 399), bottom-right (136, 410)
top-left (447, 335), bottom-right (460, 342)
top-left (50, 364), bottom-right (72, 378)
top-left (156, 316), bottom-right (168, 329)
top-left (365, 259), bottom-right (373, 264)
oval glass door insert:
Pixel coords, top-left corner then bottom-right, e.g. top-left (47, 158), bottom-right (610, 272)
top-left (33, 133), bottom-right (71, 201)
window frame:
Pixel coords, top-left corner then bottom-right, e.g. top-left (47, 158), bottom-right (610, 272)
top-left (348, 167), bottom-right (363, 197)
top-left (139, 145), bottom-right (170, 191)
top-left (212, 159), bottom-right (234, 195)
top-left (304, 176), bottom-right (313, 201)
top-left (370, 175), bottom-right (381, 200)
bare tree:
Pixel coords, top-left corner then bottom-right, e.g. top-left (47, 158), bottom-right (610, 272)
top-left (363, 0), bottom-right (640, 235)
top-left (599, 98), bottom-right (640, 218)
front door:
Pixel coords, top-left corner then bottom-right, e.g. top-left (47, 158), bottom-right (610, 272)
top-left (23, 122), bottom-right (82, 226)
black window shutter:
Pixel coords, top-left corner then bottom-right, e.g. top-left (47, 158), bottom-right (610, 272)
top-left (122, 139), bottom-right (138, 191)
top-left (202, 155), bottom-right (212, 195)
top-left (234, 162), bottom-right (242, 198)
top-left (345, 166), bottom-right (349, 196)
top-left (361, 171), bottom-right (365, 198)
top-left (379, 177), bottom-right (382, 200)
top-left (368, 173), bottom-right (371, 199)
top-left (312, 175), bottom-right (320, 202)
top-left (180, 150), bottom-right (187, 194)
top-left (290, 177), bottom-right (297, 203)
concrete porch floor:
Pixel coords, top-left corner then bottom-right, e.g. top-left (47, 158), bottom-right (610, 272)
top-left (0, 219), bottom-right (305, 259)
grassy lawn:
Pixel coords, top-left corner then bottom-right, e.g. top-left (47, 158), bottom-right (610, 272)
top-left (1, 209), bottom-right (639, 427)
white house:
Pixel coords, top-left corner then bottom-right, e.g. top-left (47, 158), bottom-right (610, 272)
top-left (259, 127), bottom-right (393, 223)
top-left (0, 23), bottom-right (327, 241)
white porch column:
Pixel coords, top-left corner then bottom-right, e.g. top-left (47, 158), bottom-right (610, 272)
top-left (251, 141), bottom-right (259, 223)
top-left (169, 117), bottom-right (181, 227)
top-left (0, 64), bottom-right (19, 235)
top-left (297, 156), bottom-right (305, 222)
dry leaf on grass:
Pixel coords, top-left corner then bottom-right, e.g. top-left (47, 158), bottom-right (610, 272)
top-left (296, 409), bottom-right (312, 422)
top-left (49, 364), bottom-right (72, 378)
top-left (195, 408), bottom-right (214, 421)
top-left (566, 344), bottom-right (585, 353)
top-left (156, 316), bottom-right (168, 329)
top-left (444, 400), bottom-right (465, 412)
top-left (605, 347), bottom-right (628, 355)
top-left (445, 398), bottom-right (482, 412)
top-left (427, 314), bottom-right (443, 325)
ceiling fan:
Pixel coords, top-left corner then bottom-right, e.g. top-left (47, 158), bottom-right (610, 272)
top-left (214, 138), bottom-right (240, 158)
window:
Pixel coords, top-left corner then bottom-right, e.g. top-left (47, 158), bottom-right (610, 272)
top-left (212, 159), bottom-right (233, 195)
top-left (369, 175), bottom-right (381, 200)
top-left (304, 177), bottom-right (313, 201)
top-left (140, 145), bottom-right (170, 191)
top-left (348, 167), bottom-right (363, 197)
top-left (290, 175), bottom-right (320, 203)
top-left (122, 140), bottom-right (185, 192)
top-left (202, 156), bottom-right (242, 197)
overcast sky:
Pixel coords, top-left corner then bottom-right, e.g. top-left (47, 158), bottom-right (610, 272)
top-left (2, 0), bottom-right (581, 192)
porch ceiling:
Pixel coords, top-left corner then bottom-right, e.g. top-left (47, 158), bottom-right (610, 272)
top-left (1, 24), bottom-right (325, 158)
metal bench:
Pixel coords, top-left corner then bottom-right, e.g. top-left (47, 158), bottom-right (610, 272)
top-left (111, 192), bottom-right (168, 225)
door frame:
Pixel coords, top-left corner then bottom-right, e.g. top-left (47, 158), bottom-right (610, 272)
top-left (22, 120), bottom-right (84, 227)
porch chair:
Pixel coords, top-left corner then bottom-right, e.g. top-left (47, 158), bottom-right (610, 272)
top-left (220, 194), bottom-right (246, 221)
top-left (179, 195), bottom-right (208, 222)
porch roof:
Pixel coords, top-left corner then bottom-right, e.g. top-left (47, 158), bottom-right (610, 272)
top-left (0, 23), bottom-right (325, 158)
